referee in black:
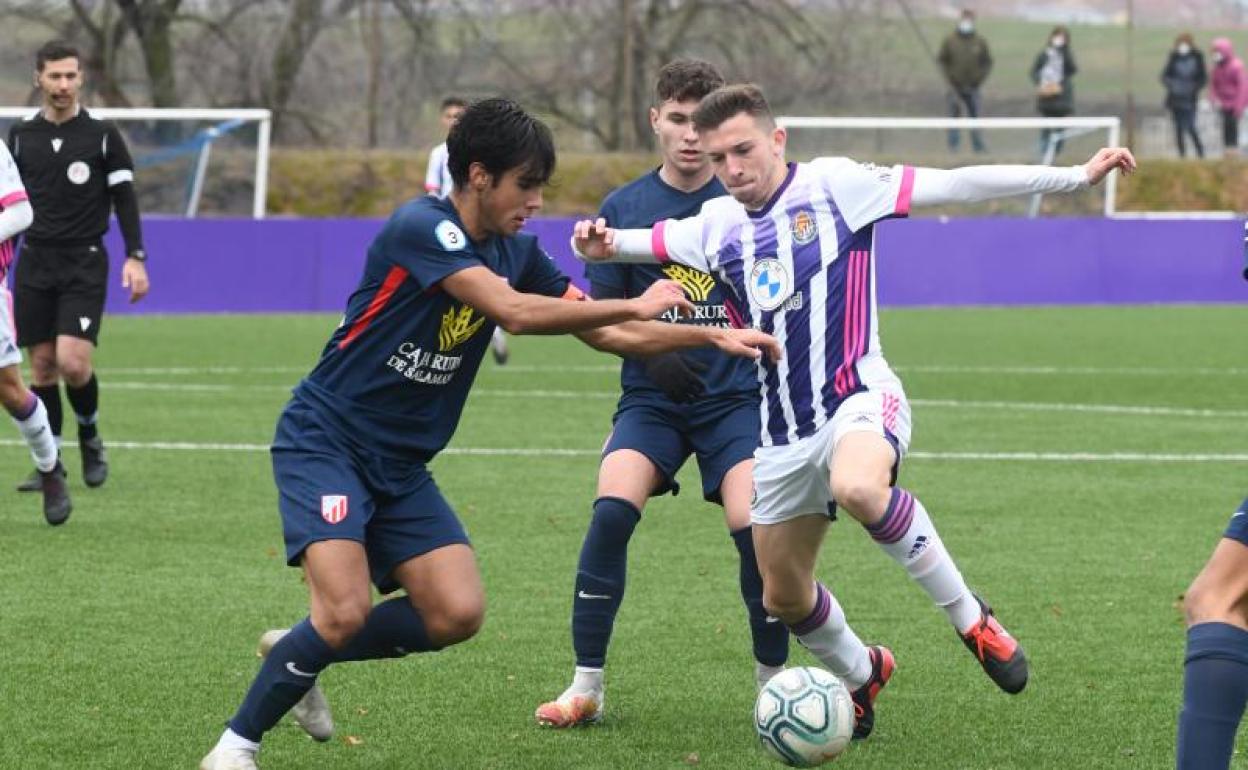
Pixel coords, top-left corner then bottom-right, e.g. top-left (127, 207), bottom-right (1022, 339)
top-left (9, 40), bottom-right (150, 494)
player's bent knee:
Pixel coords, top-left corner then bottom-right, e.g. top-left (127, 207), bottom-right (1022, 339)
top-left (315, 601), bottom-right (372, 648)
top-left (829, 478), bottom-right (889, 522)
top-left (762, 585), bottom-right (809, 625)
top-left (424, 599), bottom-right (485, 645)
top-left (1183, 579), bottom-right (1244, 627)
top-left (57, 359), bottom-right (92, 387)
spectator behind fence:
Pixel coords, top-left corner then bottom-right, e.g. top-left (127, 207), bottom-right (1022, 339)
top-left (1210, 38), bottom-right (1247, 157)
top-left (1030, 25), bottom-right (1077, 159)
top-left (938, 8), bottom-right (992, 153)
top-left (1162, 33), bottom-right (1208, 158)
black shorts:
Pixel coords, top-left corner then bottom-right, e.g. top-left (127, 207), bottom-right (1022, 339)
top-left (13, 241), bottom-right (109, 347)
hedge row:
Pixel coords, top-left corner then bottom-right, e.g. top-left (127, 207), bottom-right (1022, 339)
top-left (266, 149), bottom-right (1247, 218)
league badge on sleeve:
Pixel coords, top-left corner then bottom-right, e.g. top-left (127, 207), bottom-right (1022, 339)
top-left (435, 219), bottom-right (467, 251)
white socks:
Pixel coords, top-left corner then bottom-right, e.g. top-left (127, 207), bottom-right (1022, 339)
top-left (788, 583), bottom-right (872, 690)
top-left (215, 728), bottom-right (259, 753)
top-left (11, 395), bottom-right (57, 472)
top-left (867, 488), bottom-right (981, 633)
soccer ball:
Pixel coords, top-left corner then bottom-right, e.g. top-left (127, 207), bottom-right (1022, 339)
top-left (754, 666), bottom-right (854, 766)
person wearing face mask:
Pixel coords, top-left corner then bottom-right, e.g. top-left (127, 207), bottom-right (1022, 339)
top-left (938, 9), bottom-right (992, 153)
top-left (1030, 25), bottom-right (1077, 158)
top-left (1163, 34), bottom-right (1208, 158)
top-left (1209, 38), bottom-right (1247, 156)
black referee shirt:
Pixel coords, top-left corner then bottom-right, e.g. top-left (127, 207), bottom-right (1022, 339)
top-left (8, 107), bottom-right (139, 249)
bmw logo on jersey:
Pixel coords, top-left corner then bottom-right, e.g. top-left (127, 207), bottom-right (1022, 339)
top-left (749, 258), bottom-right (792, 311)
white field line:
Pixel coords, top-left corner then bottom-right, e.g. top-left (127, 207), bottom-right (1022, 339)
top-left (97, 363), bottom-right (1248, 377)
top-left (97, 381), bottom-right (1248, 420)
top-left (1, 439), bottom-right (1245, 463)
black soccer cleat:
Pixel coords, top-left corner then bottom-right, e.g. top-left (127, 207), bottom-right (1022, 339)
top-left (40, 461), bottom-right (72, 526)
top-left (959, 594), bottom-right (1029, 694)
top-left (850, 645), bottom-right (895, 741)
top-left (80, 435), bottom-right (108, 488)
top-left (16, 466), bottom-right (43, 492)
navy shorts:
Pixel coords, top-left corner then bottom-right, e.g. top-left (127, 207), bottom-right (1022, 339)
top-left (272, 400), bottom-right (470, 594)
top-left (1224, 497), bottom-right (1248, 546)
top-left (602, 394), bottom-right (758, 504)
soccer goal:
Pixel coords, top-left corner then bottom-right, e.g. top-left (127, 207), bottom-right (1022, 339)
top-left (0, 107), bottom-right (272, 218)
top-left (777, 116), bottom-right (1122, 217)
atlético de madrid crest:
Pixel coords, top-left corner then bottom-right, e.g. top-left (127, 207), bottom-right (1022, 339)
top-left (321, 494), bottom-right (348, 524)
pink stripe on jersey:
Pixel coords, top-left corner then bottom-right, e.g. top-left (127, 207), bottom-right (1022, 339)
top-left (0, 191), bottom-right (28, 209)
top-left (652, 219), bottom-right (670, 263)
top-left (724, 298), bottom-right (746, 329)
top-left (834, 251), bottom-right (868, 397)
top-left (894, 166), bottom-right (915, 216)
top-left (0, 240), bottom-right (13, 282)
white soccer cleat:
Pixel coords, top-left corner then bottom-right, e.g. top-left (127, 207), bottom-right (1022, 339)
top-left (258, 629), bottom-right (334, 741)
top-left (756, 662), bottom-right (786, 693)
top-left (534, 685), bottom-right (604, 728)
top-left (199, 747), bottom-right (258, 770)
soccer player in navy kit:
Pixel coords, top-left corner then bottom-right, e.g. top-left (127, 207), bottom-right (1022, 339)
top-left (535, 60), bottom-right (789, 730)
top-left (199, 98), bottom-right (779, 770)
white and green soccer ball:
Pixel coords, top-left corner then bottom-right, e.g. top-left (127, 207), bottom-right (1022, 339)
top-left (754, 666), bottom-right (854, 766)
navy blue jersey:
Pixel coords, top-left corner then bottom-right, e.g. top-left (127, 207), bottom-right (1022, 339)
top-left (292, 196), bottom-right (571, 461)
top-left (587, 170), bottom-right (756, 400)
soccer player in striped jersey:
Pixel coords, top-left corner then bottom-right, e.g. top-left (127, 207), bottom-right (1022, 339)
top-left (426, 96), bottom-right (511, 365)
top-left (535, 59), bottom-right (790, 731)
top-left (0, 137), bottom-right (69, 524)
top-left (574, 83), bottom-right (1134, 735)
top-left (199, 98), bottom-right (779, 770)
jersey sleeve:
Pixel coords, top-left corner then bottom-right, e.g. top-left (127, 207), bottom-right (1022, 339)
top-left (386, 213), bottom-right (483, 291)
top-left (652, 212), bottom-right (713, 272)
top-left (103, 123), bottom-right (136, 187)
top-left (812, 157), bottom-right (913, 232)
top-left (0, 140), bottom-right (28, 209)
top-left (515, 238), bottom-right (582, 299)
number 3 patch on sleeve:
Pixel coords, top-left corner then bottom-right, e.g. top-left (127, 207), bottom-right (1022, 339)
top-left (435, 220), bottom-right (467, 251)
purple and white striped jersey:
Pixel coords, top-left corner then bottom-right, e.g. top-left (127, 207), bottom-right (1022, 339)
top-left (0, 140), bottom-right (28, 281)
top-left (651, 157), bottom-right (913, 447)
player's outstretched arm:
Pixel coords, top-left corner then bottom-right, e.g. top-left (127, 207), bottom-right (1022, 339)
top-left (909, 147), bottom-right (1136, 207)
top-left (578, 323), bottom-right (782, 362)
top-left (572, 217), bottom-right (657, 264)
top-left (441, 266), bottom-right (693, 335)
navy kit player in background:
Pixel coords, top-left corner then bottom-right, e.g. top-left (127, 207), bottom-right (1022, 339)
top-left (535, 59), bottom-right (789, 730)
top-left (0, 138), bottom-right (70, 524)
top-left (576, 83), bottom-right (1135, 737)
top-left (1177, 495), bottom-right (1248, 770)
top-left (10, 41), bottom-right (151, 494)
top-left (199, 98), bottom-right (779, 770)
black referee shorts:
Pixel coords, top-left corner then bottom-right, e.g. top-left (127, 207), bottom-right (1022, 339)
top-left (12, 241), bottom-right (109, 347)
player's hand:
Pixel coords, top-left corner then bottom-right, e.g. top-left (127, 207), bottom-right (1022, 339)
top-left (632, 279), bottom-right (694, 320)
top-left (122, 258), bottom-right (150, 304)
top-left (643, 352), bottom-right (709, 404)
top-left (1082, 147), bottom-right (1136, 186)
top-left (572, 218), bottom-right (618, 262)
top-left (713, 328), bottom-right (783, 362)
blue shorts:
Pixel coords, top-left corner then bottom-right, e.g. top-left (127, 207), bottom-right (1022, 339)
top-left (603, 394), bottom-right (758, 504)
top-left (272, 400), bottom-right (470, 594)
top-left (1224, 497), bottom-right (1248, 546)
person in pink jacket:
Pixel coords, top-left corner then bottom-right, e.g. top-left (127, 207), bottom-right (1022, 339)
top-left (1209, 38), bottom-right (1248, 155)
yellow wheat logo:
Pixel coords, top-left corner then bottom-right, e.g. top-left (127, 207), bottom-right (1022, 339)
top-left (662, 263), bottom-right (716, 303)
top-left (438, 304), bottom-right (486, 352)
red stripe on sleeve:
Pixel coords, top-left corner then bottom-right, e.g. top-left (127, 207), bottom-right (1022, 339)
top-left (338, 266), bottom-right (409, 349)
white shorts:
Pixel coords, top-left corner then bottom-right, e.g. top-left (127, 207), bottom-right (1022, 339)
top-left (0, 285), bottom-right (20, 369)
top-left (750, 389), bottom-right (913, 526)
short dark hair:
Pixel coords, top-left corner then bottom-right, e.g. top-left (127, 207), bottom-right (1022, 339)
top-left (446, 98), bottom-right (556, 190)
top-left (36, 41), bottom-right (80, 72)
top-left (655, 59), bottom-right (725, 104)
top-left (441, 96), bottom-right (468, 111)
top-left (692, 83), bottom-right (774, 132)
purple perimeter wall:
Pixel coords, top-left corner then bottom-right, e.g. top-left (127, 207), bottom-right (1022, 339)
top-left (89, 216), bottom-right (1245, 315)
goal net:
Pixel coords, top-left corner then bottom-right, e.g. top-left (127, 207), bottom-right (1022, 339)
top-left (0, 107), bottom-right (272, 218)
top-left (777, 116), bottom-right (1121, 217)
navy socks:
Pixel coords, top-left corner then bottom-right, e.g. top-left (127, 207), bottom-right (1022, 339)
top-left (571, 496), bottom-right (640, 668)
top-left (731, 526), bottom-right (788, 667)
top-left (1177, 622), bottom-right (1248, 770)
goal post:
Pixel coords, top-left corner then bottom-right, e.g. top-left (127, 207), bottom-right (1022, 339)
top-left (776, 116), bottom-right (1122, 217)
top-left (0, 107), bottom-right (272, 218)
